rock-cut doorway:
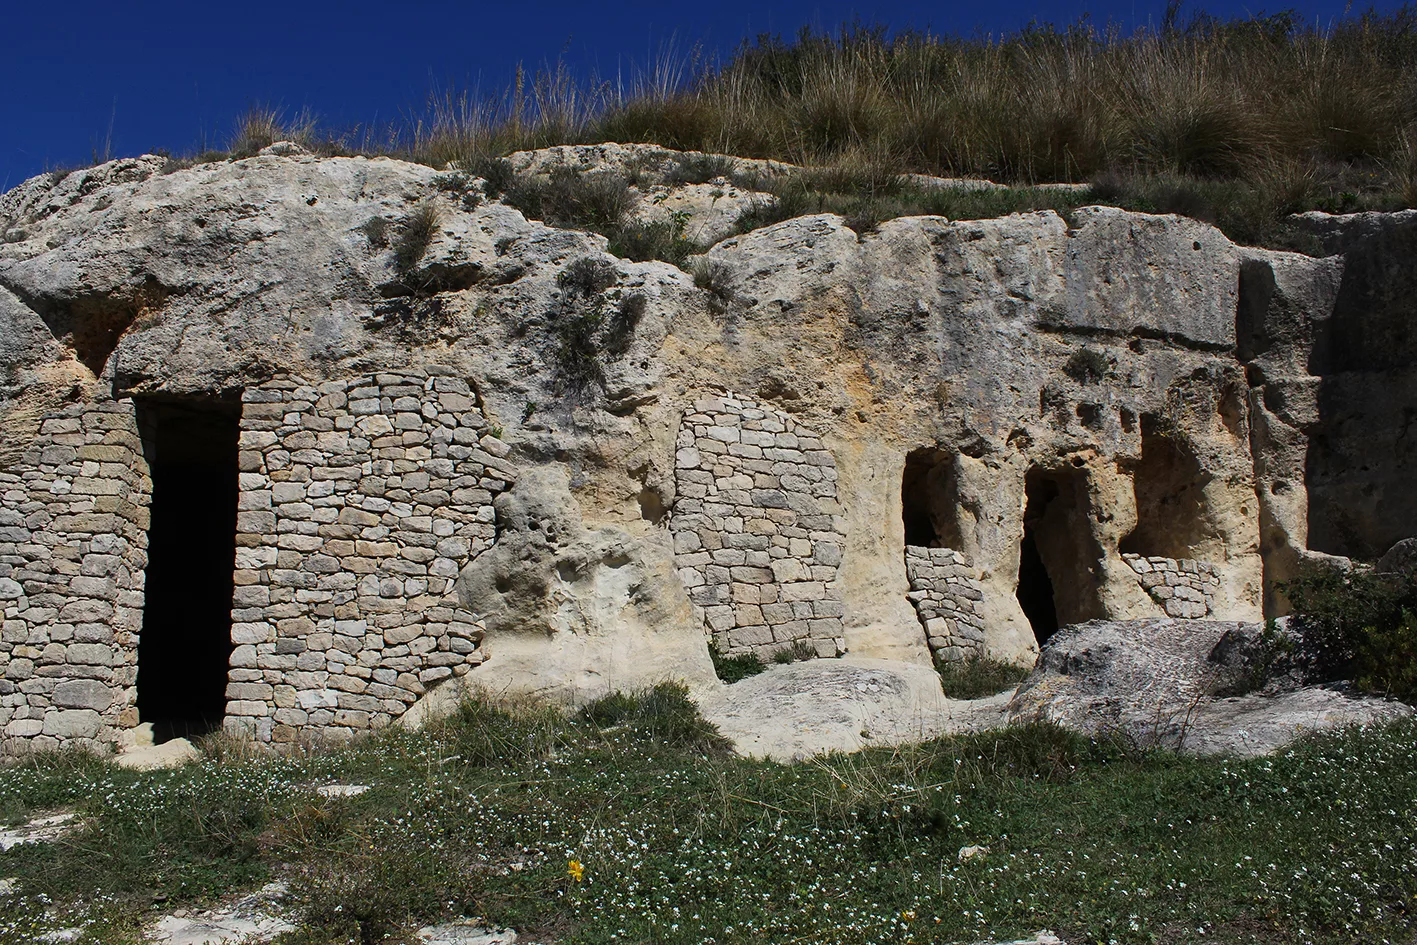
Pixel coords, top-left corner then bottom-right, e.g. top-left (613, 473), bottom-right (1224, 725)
top-left (135, 399), bottom-right (241, 742)
top-left (1015, 466), bottom-right (1104, 645)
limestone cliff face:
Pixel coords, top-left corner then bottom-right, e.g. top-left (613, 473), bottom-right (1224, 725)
top-left (0, 143), bottom-right (1410, 751)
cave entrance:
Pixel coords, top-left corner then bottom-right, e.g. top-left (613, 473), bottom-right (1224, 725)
top-left (1016, 528), bottom-right (1058, 642)
top-left (1016, 466), bottom-right (1102, 644)
top-left (135, 398), bottom-right (241, 743)
top-left (1120, 418), bottom-right (1212, 559)
top-left (902, 448), bottom-right (964, 548)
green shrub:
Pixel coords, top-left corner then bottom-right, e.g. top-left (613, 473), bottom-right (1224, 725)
top-left (607, 216), bottom-right (701, 267)
top-left (504, 166), bottom-right (634, 233)
top-left (710, 647), bottom-right (766, 683)
top-left (1064, 347), bottom-right (1110, 384)
top-left (942, 720), bottom-right (1110, 782)
top-left (558, 256), bottom-right (618, 296)
top-left (1354, 610), bottom-right (1417, 701)
top-left (1280, 565), bottom-right (1417, 701)
top-left (358, 216), bottom-right (390, 250)
top-left (288, 823), bottom-right (471, 945)
top-left (935, 655), bottom-right (1032, 700)
top-left (227, 106), bottom-right (319, 159)
top-left (601, 293), bottom-right (646, 357)
top-left (435, 694), bottom-right (566, 766)
top-left (432, 170), bottom-right (483, 211)
top-left (663, 153), bottom-right (734, 185)
top-left (581, 682), bottom-right (730, 753)
top-left (461, 154), bottom-right (516, 198)
top-left (545, 258), bottom-right (646, 394)
top-left (771, 639), bottom-right (818, 664)
top-left (730, 187), bottom-right (815, 233)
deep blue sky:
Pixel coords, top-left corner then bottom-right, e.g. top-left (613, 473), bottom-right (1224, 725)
top-left (1, 0), bottom-right (1401, 189)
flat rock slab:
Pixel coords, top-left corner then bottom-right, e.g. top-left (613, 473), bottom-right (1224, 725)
top-left (0, 812), bottom-right (76, 851)
top-left (1183, 686), bottom-right (1413, 756)
top-left (697, 657), bottom-right (1010, 761)
top-left (1010, 619), bottom-right (1411, 756)
top-left (416, 922), bottom-right (518, 944)
top-left (147, 883), bottom-right (293, 945)
top-left (116, 738), bottom-right (200, 770)
top-left (313, 784), bottom-right (370, 798)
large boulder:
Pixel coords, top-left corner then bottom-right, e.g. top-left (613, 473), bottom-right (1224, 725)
top-left (1009, 618), bottom-right (1410, 755)
top-left (1377, 537), bottom-right (1417, 576)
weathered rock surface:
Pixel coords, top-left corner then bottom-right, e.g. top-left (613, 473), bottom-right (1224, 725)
top-left (0, 810), bottom-right (76, 851)
top-left (698, 657), bottom-right (1010, 760)
top-left (1009, 619), bottom-right (1411, 755)
top-left (115, 736), bottom-right (199, 770)
top-left (415, 923), bottom-right (518, 945)
top-left (1377, 537), bottom-right (1417, 575)
top-left (146, 882), bottom-right (293, 945)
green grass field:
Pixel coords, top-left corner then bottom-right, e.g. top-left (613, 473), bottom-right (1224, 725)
top-left (1, 685), bottom-right (1415, 944)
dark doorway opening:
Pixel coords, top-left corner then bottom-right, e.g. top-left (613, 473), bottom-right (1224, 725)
top-left (901, 448), bottom-right (965, 549)
top-left (1016, 530), bottom-right (1059, 642)
top-left (135, 399), bottom-right (241, 742)
top-left (1016, 467), bottom-right (1102, 644)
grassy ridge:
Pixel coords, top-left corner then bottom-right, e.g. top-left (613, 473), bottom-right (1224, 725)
top-left (2, 686), bottom-right (1416, 943)
top-left (224, 11), bottom-right (1414, 191)
top-left (168, 10), bottom-right (1416, 253)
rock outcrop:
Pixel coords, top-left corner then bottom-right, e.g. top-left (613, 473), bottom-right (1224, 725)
top-left (1009, 618), bottom-right (1411, 755)
top-left (0, 142), bottom-right (1412, 753)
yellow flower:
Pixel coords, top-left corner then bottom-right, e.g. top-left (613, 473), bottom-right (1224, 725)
top-left (902, 910), bottom-right (917, 921)
top-left (567, 859), bottom-right (585, 882)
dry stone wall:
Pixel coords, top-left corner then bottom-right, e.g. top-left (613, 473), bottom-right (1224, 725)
top-left (1122, 553), bottom-right (1218, 618)
top-left (0, 403), bottom-right (149, 751)
top-left (229, 370), bottom-right (515, 743)
top-left (904, 546), bottom-right (986, 663)
top-left (671, 391), bottom-right (846, 658)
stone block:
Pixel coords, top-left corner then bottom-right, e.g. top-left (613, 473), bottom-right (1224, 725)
top-left (53, 678), bottom-right (111, 710)
top-left (232, 622), bottom-right (274, 645)
top-left (780, 581), bottom-right (826, 602)
top-left (729, 625), bottom-right (773, 648)
top-left (64, 643), bottom-right (114, 666)
top-left (41, 709), bottom-right (101, 738)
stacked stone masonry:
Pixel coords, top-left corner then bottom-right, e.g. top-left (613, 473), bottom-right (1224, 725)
top-left (1122, 554), bottom-right (1218, 618)
top-left (671, 392), bottom-right (847, 658)
top-left (0, 403), bottom-right (150, 752)
top-left (231, 370), bottom-right (515, 743)
top-left (904, 546), bottom-right (987, 663)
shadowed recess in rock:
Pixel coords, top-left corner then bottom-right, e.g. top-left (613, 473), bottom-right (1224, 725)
top-left (901, 447), bottom-right (964, 549)
top-left (1018, 467), bottom-right (1103, 643)
top-left (1120, 417), bottom-right (1212, 560)
top-left (135, 398), bottom-right (240, 743)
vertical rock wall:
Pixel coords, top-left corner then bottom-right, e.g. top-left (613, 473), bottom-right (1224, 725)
top-left (230, 370), bottom-right (515, 743)
top-left (671, 391), bottom-right (846, 658)
top-left (0, 403), bottom-right (149, 751)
